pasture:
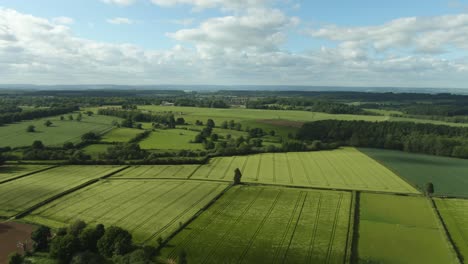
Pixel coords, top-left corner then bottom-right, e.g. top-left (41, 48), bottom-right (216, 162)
top-left (25, 180), bottom-right (228, 243)
top-left (0, 166), bottom-right (123, 218)
top-left (360, 148), bottom-right (468, 197)
top-left (435, 198), bottom-right (468, 260)
top-left (100, 127), bottom-right (144, 143)
top-left (82, 144), bottom-right (109, 158)
top-left (358, 193), bottom-right (458, 264)
top-left (0, 165), bottom-right (51, 182)
top-left (161, 186), bottom-right (352, 264)
top-left (191, 148), bottom-right (418, 194)
top-left (139, 129), bottom-right (203, 150)
top-left (110, 165), bottom-right (200, 179)
top-left (0, 114), bottom-right (119, 148)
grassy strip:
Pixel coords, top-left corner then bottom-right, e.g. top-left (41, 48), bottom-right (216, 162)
top-left (350, 191), bottom-right (360, 264)
top-left (430, 197), bottom-right (464, 263)
top-left (0, 165), bottom-right (58, 185)
top-left (12, 166), bottom-right (130, 219)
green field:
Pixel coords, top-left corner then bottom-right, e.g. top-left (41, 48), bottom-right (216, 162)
top-left (139, 129), bottom-right (203, 150)
top-left (191, 148), bottom-right (418, 193)
top-left (358, 193), bottom-right (458, 264)
top-left (110, 165), bottom-right (200, 179)
top-left (360, 148), bottom-right (468, 197)
top-left (25, 180), bottom-right (228, 244)
top-left (161, 186), bottom-right (352, 264)
top-left (100, 128), bottom-right (144, 143)
top-left (0, 165), bottom-right (51, 182)
top-left (435, 198), bottom-right (468, 260)
top-left (0, 114), bottom-right (119, 148)
top-left (0, 166), bottom-right (123, 218)
top-left (82, 144), bottom-right (110, 158)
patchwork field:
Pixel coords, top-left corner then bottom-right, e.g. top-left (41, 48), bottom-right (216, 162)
top-left (358, 193), bottom-right (458, 264)
top-left (161, 186), bottom-right (352, 264)
top-left (139, 129), bottom-right (203, 150)
top-left (0, 165), bottom-right (51, 182)
top-left (110, 165), bottom-right (200, 179)
top-left (25, 180), bottom-right (228, 243)
top-left (435, 198), bottom-right (468, 260)
top-left (0, 166), bottom-right (123, 218)
top-left (191, 148), bottom-right (418, 193)
top-left (0, 114), bottom-right (119, 148)
top-left (360, 148), bottom-right (468, 197)
top-left (100, 127), bottom-right (144, 143)
top-left (82, 144), bottom-right (109, 158)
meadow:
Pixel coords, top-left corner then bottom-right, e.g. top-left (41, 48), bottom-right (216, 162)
top-left (110, 165), bottom-right (200, 179)
top-left (25, 180), bottom-right (228, 243)
top-left (161, 186), bottom-right (352, 264)
top-left (360, 148), bottom-right (468, 197)
top-left (0, 166), bottom-right (123, 218)
top-left (0, 165), bottom-right (51, 182)
top-left (0, 114), bottom-right (119, 148)
top-left (100, 127), bottom-right (144, 143)
top-left (358, 193), bottom-right (458, 264)
top-left (191, 148), bottom-right (418, 194)
top-left (435, 198), bottom-right (468, 260)
top-left (82, 144), bottom-right (110, 159)
top-left (139, 129), bottom-right (203, 150)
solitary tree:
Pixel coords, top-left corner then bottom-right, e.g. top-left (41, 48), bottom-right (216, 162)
top-left (32, 140), bottom-right (44, 150)
top-left (26, 125), bottom-right (35, 133)
top-left (426, 182), bottom-right (435, 196)
top-left (234, 168), bottom-right (242, 185)
top-left (44, 120), bottom-right (53, 127)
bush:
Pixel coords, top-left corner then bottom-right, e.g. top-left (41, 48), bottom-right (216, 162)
top-left (97, 226), bottom-right (133, 257)
top-left (8, 252), bottom-right (24, 264)
top-left (31, 225), bottom-right (51, 251)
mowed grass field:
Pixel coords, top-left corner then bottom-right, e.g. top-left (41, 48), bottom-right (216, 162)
top-left (100, 128), bottom-right (143, 143)
top-left (0, 165), bottom-right (51, 182)
top-left (358, 193), bottom-right (458, 264)
top-left (360, 148), bottom-right (468, 197)
top-left (191, 148), bottom-right (418, 194)
top-left (435, 198), bottom-right (468, 260)
top-left (0, 114), bottom-right (119, 148)
top-left (161, 186), bottom-right (352, 264)
top-left (110, 165), bottom-right (200, 179)
top-left (25, 180), bottom-right (228, 244)
top-left (139, 129), bottom-right (203, 150)
top-left (0, 166), bottom-right (123, 218)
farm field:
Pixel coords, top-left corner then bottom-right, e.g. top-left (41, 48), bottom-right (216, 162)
top-left (0, 165), bottom-right (51, 182)
top-left (82, 144), bottom-right (109, 158)
top-left (110, 165), bottom-right (200, 179)
top-left (435, 198), bottom-right (468, 260)
top-left (139, 129), bottom-right (203, 150)
top-left (360, 148), bottom-right (468, 197)
top-left (0, 165), bottom-right (124, 218)
top-left (0, 114), bottom-right (119, 148)
top-left (25, 180), bottom-right (229, 244)
top-left (161, 186), bottom-right (352, 264)
top-left (191, 148), bottom-right (418, 194)
top-left (100, 127), bottom-right (144, 143)
top-left (358, 193), bottom-right (458, 264)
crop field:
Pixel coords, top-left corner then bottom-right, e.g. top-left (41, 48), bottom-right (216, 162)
top-left (358, 193), bottom-right (458, 264)
top-left (435, 198), bottom-right (468, 260)
top-left (191, 148), bottom-right (418, 193)
top-left (360, 148), bottom-right (468, 197)
top-left (161, 186), bottom-right (352, 264)
top-left (110, 165), bottom-right (200, 179)
top-left (0, 166), bottom-right (123, 218)
top-left (100, 128), bottom-right (144, 143)
top-left (0, 114), bottom-right (119, 148)
top-left (0, 165), bottom-right (51, 182)
top-left (25, 180), bottom-right (228, 243)
top-left (139, 129), bottom-right (203, 150)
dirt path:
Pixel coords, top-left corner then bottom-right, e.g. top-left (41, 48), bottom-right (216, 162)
top-left (0, 222), bottom-right (36, 263)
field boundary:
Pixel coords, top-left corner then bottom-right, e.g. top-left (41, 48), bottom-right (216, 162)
top-left (430, 197), bottom-right (464, 264)
top-left (12, 166), bottom-right (130, 220)
top-left (349, 191), bottom-right (361, 264)
top-left (344, 191), bottom-right (357, 264)
top-left (0, 165), bottom-right (59, 185)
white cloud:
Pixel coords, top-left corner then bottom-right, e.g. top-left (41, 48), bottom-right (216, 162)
top-left (52, 16), bottom-right (74, 25)
top-left (101, 0), bottom-right (136, 6)
top-left (107, 17), bottom-right (134, 25)
top-left (151, 0), bottom-right (269, 11)
top-left (168, 18), bottom-right (195, 26)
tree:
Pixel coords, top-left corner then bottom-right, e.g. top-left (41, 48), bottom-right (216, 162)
top-left (31, 225), bottom-right (51, 251)
top-left (79, 224), bottom-right (105, 253)
top-left (0, 153), bottom-right (5, 166)
top-left (63, 142), bottom-right (74, 149)
top-left (86, 111), bottom-right (94, 117)
top-left (71, 251), bottom-right (103, 264)
top-left (68, 115), bottom-right (74, 121)
top-left (121, 118), bottom-right (134, 128)
top-left (32, 140), bottom-right (44, 150)
top-left (68, 219), bottom-right (87, 236)
top-left (60, 116), bottom-right (65, 121)
top-left (210, 133), bottom-right (219, 141)
top-left (234, 168), bottom-right (242, 185)
top-left (426, 182), bottom-right (435, 196)
top-left (206, 119), bottom-right (215, 128)
top-left (44, 120), bottom-right (53, 127)
top-left (221, 121), bottom-right (228, 129)
top-left (49, 234), bottom-right (80, 264)
top-left (176, 117), bottom-right (185, 125)
top-left (97, 226), bottom-right (133, 257)
top-left (81, 132), bottom-right (100, 142)
top-left (8, 252), bottom-right (24, 264)
top-left (26, 125), bottom-right (35, 133)
top-left (76, 113), bottom-right (83, 122)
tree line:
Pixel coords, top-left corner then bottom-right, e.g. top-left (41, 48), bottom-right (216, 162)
top-left (0, 106), bottom-right (78, 126)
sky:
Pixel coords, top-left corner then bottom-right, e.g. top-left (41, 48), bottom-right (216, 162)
top-left (0, 0), bottom-right (468, 88)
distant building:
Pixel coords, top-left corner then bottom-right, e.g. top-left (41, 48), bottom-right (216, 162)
top-left (160, 101), bottom-right (175, 106)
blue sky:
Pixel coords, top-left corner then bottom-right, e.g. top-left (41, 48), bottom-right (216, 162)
top-left (0, 0), bottom-right (468, 87)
